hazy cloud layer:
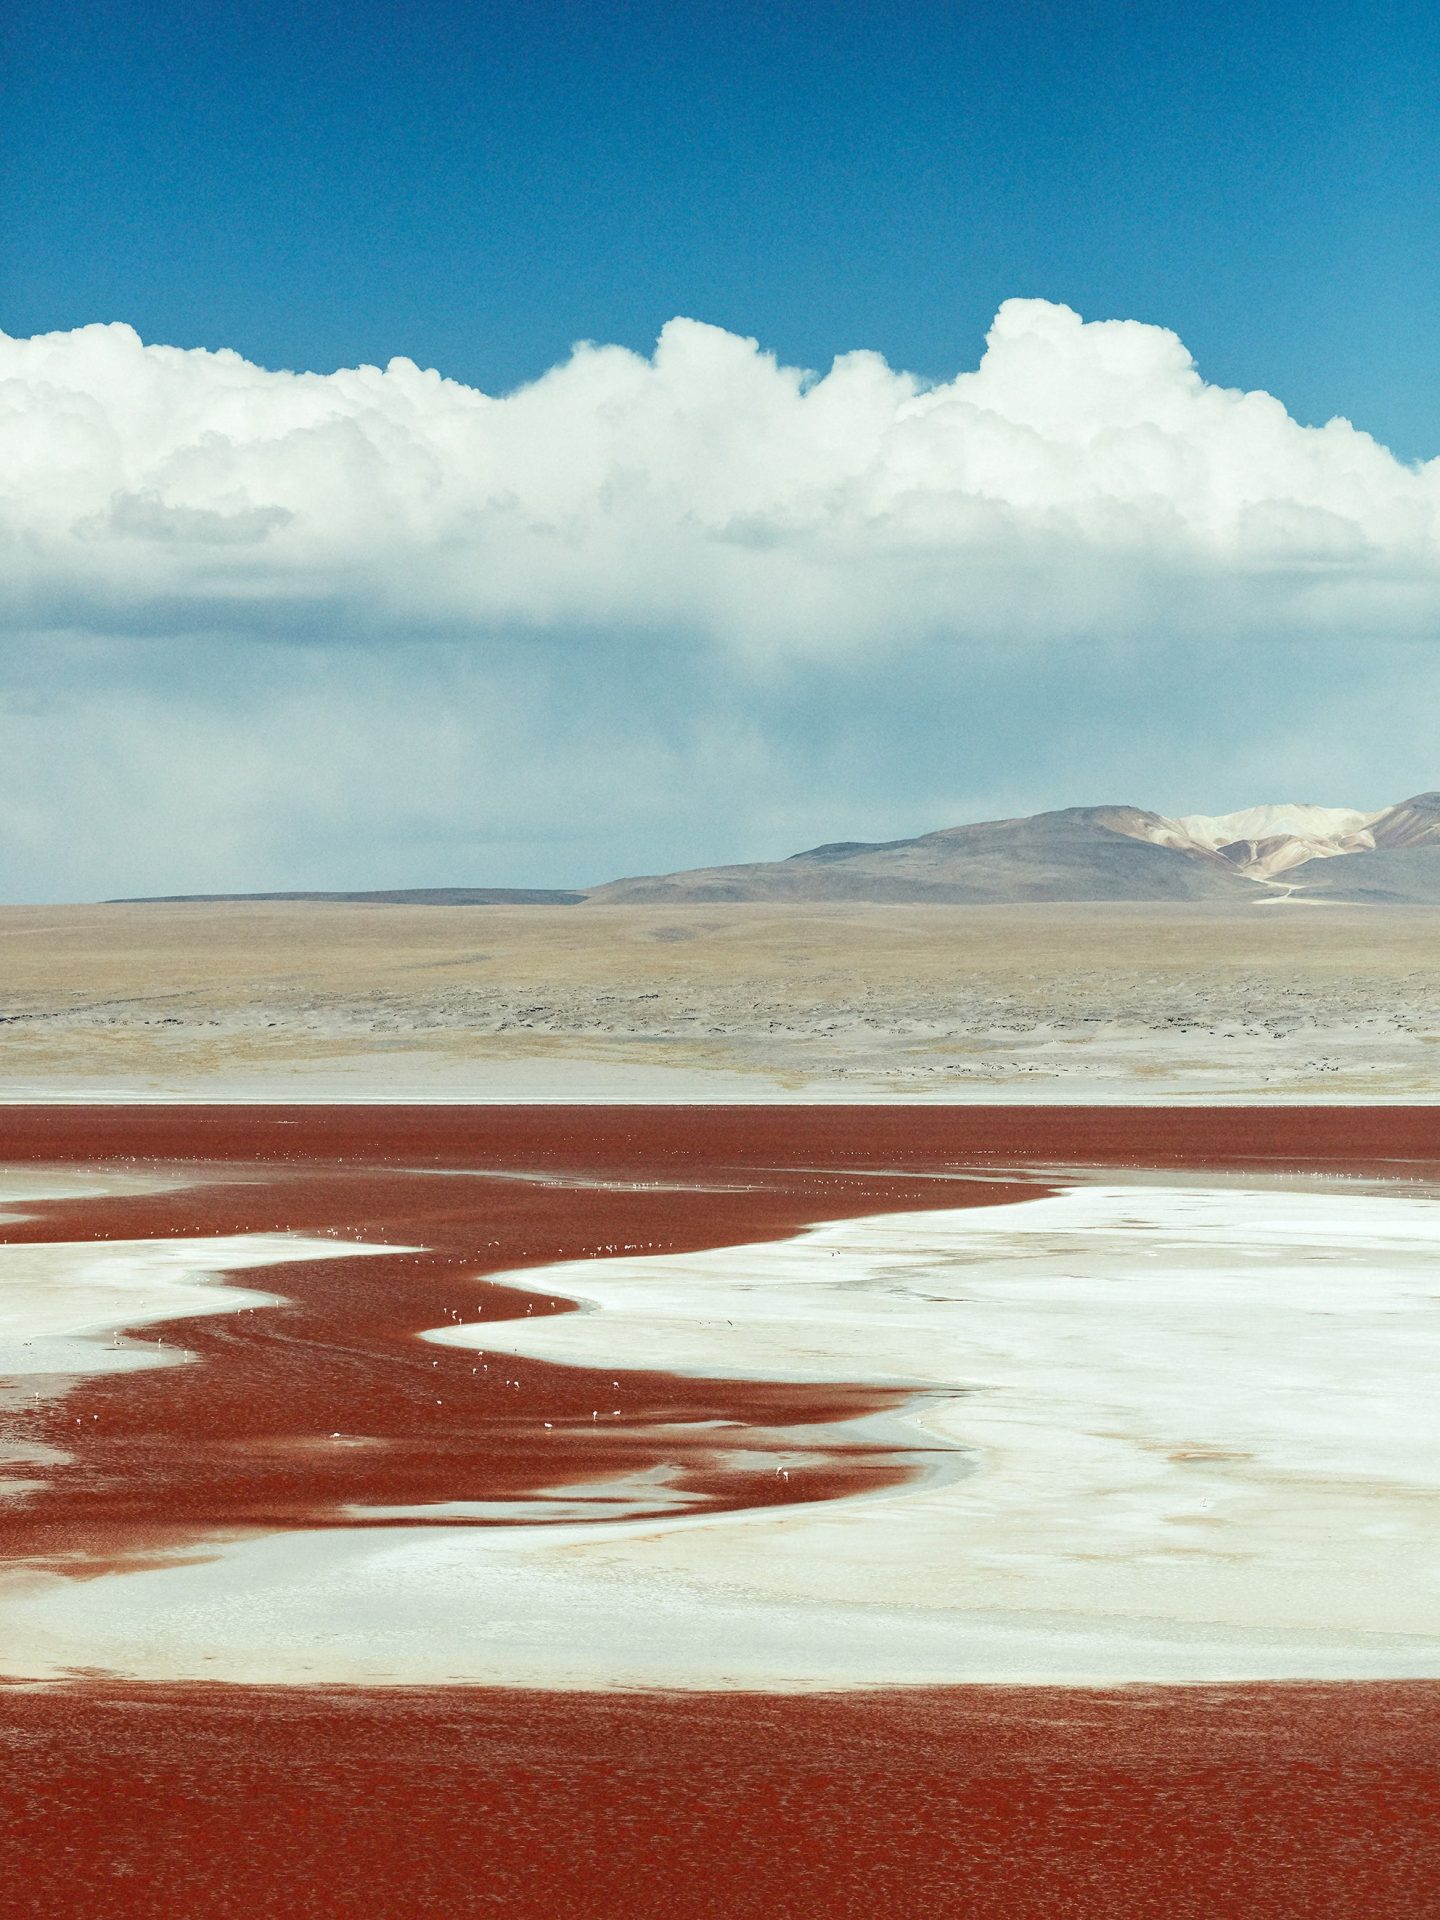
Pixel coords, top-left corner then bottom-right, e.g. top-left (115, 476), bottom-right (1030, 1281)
top-left (3, 301), bottom-right (1439, 899)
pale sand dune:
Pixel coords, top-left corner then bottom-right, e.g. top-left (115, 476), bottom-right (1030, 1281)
top-left (3, 898), bottom-right (1440, 1100)
top-left (4, 1175), bottom-right (1439, 1688)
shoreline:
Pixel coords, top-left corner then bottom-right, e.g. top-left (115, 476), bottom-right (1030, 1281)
top-left (8, 1087), bottom-right (1440, 1104)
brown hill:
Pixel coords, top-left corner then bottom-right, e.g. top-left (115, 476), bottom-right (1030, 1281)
top-left (587, 807), bottom-right (1257, 905)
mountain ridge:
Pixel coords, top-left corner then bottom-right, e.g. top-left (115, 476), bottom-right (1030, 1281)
top-left (111, 793), bottom-right (1440, 908)
top-left (586, 793), bottom-right (1440, 906)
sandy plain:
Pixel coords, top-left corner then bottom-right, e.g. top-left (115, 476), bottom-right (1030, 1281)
top-left (4, 897), bottom-right (1440, 1101)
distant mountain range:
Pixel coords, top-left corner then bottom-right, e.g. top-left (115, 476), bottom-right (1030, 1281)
top-left (110, 887), bottom-right (588, 907)
top-left (116, 794), bottom-right (1440, 908)
top-left (588, 794), bottom-right (1440, 906)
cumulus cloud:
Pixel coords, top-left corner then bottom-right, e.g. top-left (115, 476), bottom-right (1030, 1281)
top-left (5, 299), bottom-right (1440, 654)
top-left (5, 300), bottom-right (1440, 899)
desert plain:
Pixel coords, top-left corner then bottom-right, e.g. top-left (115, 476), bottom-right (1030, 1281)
top-left (3, 895), bottom-right (1440, 1100)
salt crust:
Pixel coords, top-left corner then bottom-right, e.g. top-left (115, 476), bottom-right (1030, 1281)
top-left (2, 1174), bottom-right (1439, 1688)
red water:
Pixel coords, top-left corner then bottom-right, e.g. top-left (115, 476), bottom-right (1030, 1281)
top-left (2, 1679), bottom-right (1435, 1919)
top-left (0, 1107), bottom-right (1046, 1570)
top-left (2, 1105), bottom-right (1437, 1916)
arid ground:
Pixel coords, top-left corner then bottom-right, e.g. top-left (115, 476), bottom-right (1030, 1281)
top-left (4, 898), bottom-right (1440, 1100)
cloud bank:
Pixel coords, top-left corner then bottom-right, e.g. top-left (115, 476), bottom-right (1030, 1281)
top-left (3, 300), bottom-right (1440, 899)
top-left (6, 298), bottom-right (1440, 654)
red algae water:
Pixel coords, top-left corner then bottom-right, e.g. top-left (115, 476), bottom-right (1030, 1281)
top-left (3, 1679), bottom-right (1437, 1920)
top-left (0, 1109), bottom-right (1043, 1569)
top-left (2, 1104), bottom-right (1438, 1916)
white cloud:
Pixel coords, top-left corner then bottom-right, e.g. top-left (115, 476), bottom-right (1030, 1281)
top-left (6, 300), bottom-right (1440, 899)
top-left (5, 299), bottom-right (1440, 654)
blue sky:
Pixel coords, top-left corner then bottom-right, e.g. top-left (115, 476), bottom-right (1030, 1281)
top-left (9, 0), bottom-right (1439, 454)
top-left (3, 0), bottom-right (1440, 897)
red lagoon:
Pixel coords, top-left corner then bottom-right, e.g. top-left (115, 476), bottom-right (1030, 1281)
top-left (1, 1103), bottom-right (1438, 1917)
